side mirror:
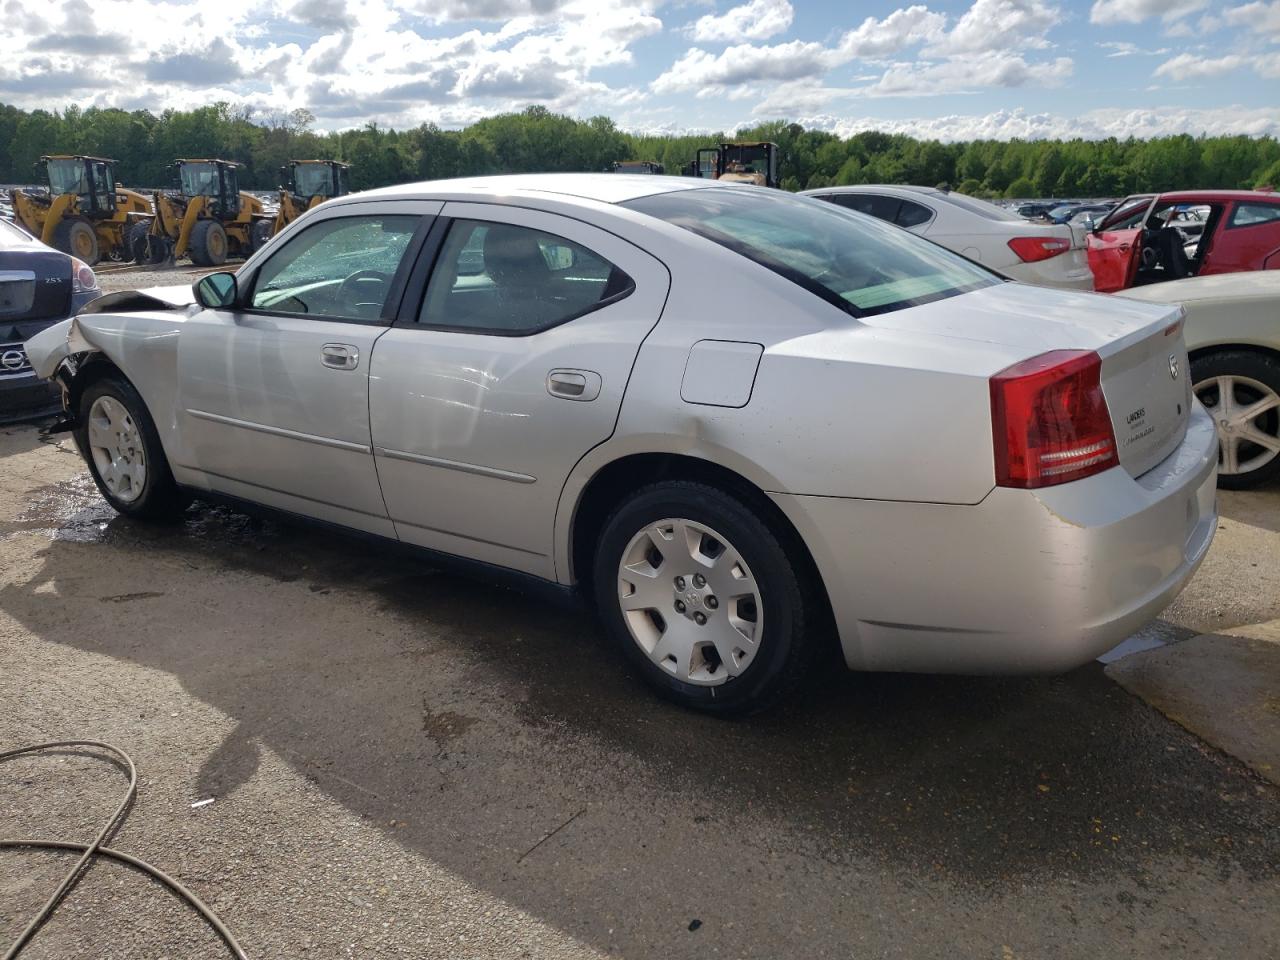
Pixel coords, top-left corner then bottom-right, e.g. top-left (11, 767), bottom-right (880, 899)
top-left (194, 272), bottom-right (238, 309)
top-left (1082, 215), bottom-right (1096, 232)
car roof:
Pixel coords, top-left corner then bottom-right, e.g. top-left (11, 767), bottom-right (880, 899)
top-left (351, 173), bottom-right (711, 206)
top-left (1155, 189), bottom-right (1279, 203)
top-left (800, 184), bottom-right (944, 199)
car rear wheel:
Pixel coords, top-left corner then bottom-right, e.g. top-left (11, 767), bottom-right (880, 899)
top-left (593, 481), bottom-right (821, 715)
top-left (76, 376), bottom-right (191, 521)
top-left (1192, 350), bottom-right (1280, 489)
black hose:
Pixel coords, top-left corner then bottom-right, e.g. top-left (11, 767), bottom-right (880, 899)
top-left (0, 740), bottom-right (248, 959)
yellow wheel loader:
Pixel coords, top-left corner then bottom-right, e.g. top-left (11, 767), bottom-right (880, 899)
top-left (131, 159), bottom-right (272, 267)
top-left (271, 159), bottom-right (350, 235)
top-left (8, 156), bottom-right (152, 265)
top-left (684, 142), bottom-right (780, 188)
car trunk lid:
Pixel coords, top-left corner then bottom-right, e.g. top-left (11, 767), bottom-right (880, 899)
top-left (858, 281), bottom-right (1190, 477)
top-left (0, 250), bottom-right (71, 322)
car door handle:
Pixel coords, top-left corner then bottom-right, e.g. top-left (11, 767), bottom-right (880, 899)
top-left (547, 369), bottom-right (601, 402)
top-left (321, 343), bottom-right (359, 370)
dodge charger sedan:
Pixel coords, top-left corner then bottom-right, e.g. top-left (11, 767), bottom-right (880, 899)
top-left (25, 175), bottom-right (1218, 713)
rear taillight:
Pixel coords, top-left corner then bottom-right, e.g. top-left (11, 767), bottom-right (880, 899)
top-left (70, 257), bottom-right (98, 293)
top-left (990, 350), bottom-right (1117, 488)
top-left (1007, 236), bottom-right (1070, 263)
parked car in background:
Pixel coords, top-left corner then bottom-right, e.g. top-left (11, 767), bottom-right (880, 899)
top-left (1, 217), bottom-right (99, 421)
top-left (1016, 201), bottom-right (1057, 219)
top-left (802, 185), bottom-right (1094, 290)
top-left (1060, 203), bottom-right (1115, 226)
top-left (1087, 190), bottom-right (1280, 292)
top-left (25, 174), bottom-right (1217, 713)
top-left (1120, 271), bottom-right (1280, 489)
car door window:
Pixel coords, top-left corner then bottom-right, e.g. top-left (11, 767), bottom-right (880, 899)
top-left (895, 199), bottom-right (933, 228)
top-left (1227, 202), bottom-right (1280, 228)
top-left (250, 215), bottom-right (419, 321)
top-left (417, 219), bottom-right (634, 335)
top-left (824, 193), bottom-right (902, 223)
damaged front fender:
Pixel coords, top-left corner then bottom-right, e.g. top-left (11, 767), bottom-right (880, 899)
top-left (24, 317), bottom-right (99, 381)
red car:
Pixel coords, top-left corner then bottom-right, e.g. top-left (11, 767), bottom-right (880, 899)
top-left (1086, 190), bottom-right (1280, 292)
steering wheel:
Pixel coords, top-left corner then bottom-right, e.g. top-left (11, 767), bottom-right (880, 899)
top-left (339, 269), bottom-right (391, 299)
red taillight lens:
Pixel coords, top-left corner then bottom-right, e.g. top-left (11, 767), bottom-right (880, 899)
top-left (1007, 236), bottom-right (1070, 263)
top-left (70, 257), bottom-right (98, 293)
top-left (990, 350), bottom-right (1117, 488)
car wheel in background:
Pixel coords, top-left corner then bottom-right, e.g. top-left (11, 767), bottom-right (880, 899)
top-left (76, 375), bottom-right (191, 522)
top-left (1192, 350), bottom-right (1280, 489)
top-left (251, 219), bottom-right (273, 252)
top-left (53, 216), bottom-right (99, 266)
top-left (128, 223), bottom-right (164, 264)
top-left (593, 481), bottom-right (822, 715)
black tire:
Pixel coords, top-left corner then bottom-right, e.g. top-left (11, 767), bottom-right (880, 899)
top-left (75, 375), bottom-right (191, 522)
top-left (251, 218), bottom-right (273, 253)
top-left (189, 220), bottom-right (228, 267)
top-left (128, 222), bottom-right (163, 264)
top-left (53, 216), bottom-right (99, 265)
top-left (1192, 350), bottom-right (1280, 490)
top-left (593, 481), bottom-right (822, 716)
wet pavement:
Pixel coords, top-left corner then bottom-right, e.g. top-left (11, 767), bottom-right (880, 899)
top-left (1, 425), bottom-right (1278, 959)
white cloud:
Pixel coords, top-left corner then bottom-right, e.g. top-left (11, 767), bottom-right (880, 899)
top-left (1224, 1), bottom-right (1280, 37)
top-left (1153, 52), bottom-right (1244, 78)
top-left (924, 0), bottom-right (1060, 56)
top-left (1098, 41), bottom-right (1169, 56)
top-left (786, 105), bottom-right (1280, 141)
top-left (690, 0), bottom-right (793, 43)
top-left (861, 52), bottom-right (1073, 96)
top-left (1089, 0), bottom-right (1207, 24)
top-left (652, 40), bottom-right (833, 93)
top-left (836, 5), bottom-right (946, 57)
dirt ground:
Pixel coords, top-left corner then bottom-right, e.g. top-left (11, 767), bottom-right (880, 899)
top-left (1, 424), bottom-right (1278, 959)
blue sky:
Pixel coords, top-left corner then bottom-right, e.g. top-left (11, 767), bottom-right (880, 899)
top-left (2, 0), bottom-right (1278, 139)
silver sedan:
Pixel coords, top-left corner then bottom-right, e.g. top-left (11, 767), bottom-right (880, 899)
top-left (25, 175), bottom-right (1218, 714)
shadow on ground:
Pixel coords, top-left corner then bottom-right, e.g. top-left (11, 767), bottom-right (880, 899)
top-left (3, 469), bottom-right (1278, 956)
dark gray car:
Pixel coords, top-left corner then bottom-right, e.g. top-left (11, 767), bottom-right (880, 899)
top-left (1, 218), bottom-right (100, 421)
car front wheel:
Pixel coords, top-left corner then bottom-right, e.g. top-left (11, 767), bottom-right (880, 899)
top-left (76, 376), bottom-right (191, 521)
top-left (593, 481), bottom-right (822, 715)
top-left (1192, 350), bottom-right (1280, 489)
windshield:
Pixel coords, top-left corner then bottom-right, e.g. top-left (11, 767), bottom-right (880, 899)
top-left (720, 145), bottom-right (770, 177)
top-left (294, 163), bottom-right (335, 198)
top-left (181, 162), bottom-right (220, 197)
top-left (625, 187), bottom-right (999, 317)
top-left (46, 158), bottom-right (87, 196)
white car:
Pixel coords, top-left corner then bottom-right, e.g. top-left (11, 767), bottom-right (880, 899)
top-left (1120, 271), bottom-right (1280, 489)
top-left (802, 185), bottom-right (1094, 290)
top-left (25, 175), bottom-right (1216, 713)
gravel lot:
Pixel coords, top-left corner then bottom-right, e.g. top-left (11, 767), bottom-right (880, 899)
top-left (1, 425), bottom-right (1278, 959)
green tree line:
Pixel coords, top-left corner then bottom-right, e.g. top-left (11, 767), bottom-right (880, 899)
top-left (3, 102), bottom-right (1279, 197)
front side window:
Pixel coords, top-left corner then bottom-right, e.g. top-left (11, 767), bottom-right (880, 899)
top-left (250, 214), bottom-right (419, 320)
top-left (628, 188), bottom-right (998, 317)
top-left (417, 220), bottom-right (634, 335)
top-left (1228, 202), bottom-right (1280, 228)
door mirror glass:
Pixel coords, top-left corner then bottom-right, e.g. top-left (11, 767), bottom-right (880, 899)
top-left (1082, 215), bottom-right (1097, 232)
top-left (194, 272), bottom-right (237, 309)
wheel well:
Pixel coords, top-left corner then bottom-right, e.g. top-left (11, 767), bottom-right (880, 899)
top-left (63, 352), bottom-right (125, 415)
top-left (569, 453), bottom-right (834, 619)
top-left (1189, 343), bottom-right (1280, 365)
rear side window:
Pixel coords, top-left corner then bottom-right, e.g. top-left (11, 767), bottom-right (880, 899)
top-left (418, 220), bottom-right (633, 335)
top-left (1228, 202), bottom-right (1280, 228)
top-left (823, 193), bottom-right (901, 223)
top-left (896, 199), bottom-right (933, 228)
top-left (627, 187), bottom-right (998, 318)
top-left (251, 215), bottom-right (419, 321)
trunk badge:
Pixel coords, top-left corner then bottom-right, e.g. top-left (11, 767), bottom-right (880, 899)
top-left (1169, 354), bottom-right (1179, 380)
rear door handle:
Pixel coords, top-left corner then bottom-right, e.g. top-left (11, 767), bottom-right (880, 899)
top-left (547, 369), bottom-right (601, 401)
top-left (321, 343), bottom-right (359, 370)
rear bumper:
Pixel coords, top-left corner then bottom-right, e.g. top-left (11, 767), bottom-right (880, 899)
top-left (1004, 253), bottom-right (1095, 291)
top-left (771, 401), bottom-right (1218, 674)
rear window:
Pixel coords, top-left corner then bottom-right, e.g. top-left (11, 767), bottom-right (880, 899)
top-left (625, 188), bottom-right (998, 318)
top-left (941, 192), bottom-right (1023, 221)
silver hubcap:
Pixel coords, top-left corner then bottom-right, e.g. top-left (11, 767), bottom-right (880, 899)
top-left (87, 395), bottom-right (147, 503)
top-left (617, 518), bottom-right (763, 686)
top-left (1194, 374), bottom-right (1280, 476)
